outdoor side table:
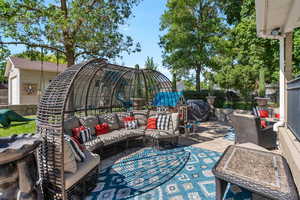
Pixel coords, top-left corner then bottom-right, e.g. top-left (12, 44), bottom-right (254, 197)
top-left (212, 145), bottom-right (299, 200)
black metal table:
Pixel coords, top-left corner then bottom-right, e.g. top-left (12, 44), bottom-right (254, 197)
top-left (212, 145), bottom-right (299, 200)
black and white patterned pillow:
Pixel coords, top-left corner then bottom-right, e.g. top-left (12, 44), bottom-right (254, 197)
top-left (79, 128), bottom-right (93, 143)
top-left (125, 120), bottom-right (138, 129)
top-left (157, 114), bottom-right (171, 130)
top-left (64, 136), bottom-right (86, 162)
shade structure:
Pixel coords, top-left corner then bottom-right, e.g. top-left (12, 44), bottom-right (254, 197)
top-left (152, 92), bottom-right (184, 107)
top-left (36, 59), bottom-right (175, 199)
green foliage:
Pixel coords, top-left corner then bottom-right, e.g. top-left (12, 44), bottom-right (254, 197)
top-left (183, 90), bottom-right (226, 108)
top-left (160, 0), bottom-right (300, 98)
top-left (15, 50), bottom-right (67, 64)
top-left (0, 47), bottom-right (10, 83)
top-left (219, 0), bottom-right (243, 25)
top-left (160, 0), bottom-right (226, 92)
top-left (183, 90), bottom-right (252, 110)
top-left (134, 64), bottom-right (140, 70)
top-left (258, 68), bottom-right (266, 97)
top-left (0, 0), bottom-right (141, 66)
top-left (213, 0), bottom-right (283, 98)
top-left (144, 57), bottom-right (158, 70)
top-left (134, 64), bottom-right (143, 97)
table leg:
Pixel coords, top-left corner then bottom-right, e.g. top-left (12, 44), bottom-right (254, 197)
top-left (215, 178), bottom-right (227, 200)
top-left (17, 155), bottom-right (37, 200)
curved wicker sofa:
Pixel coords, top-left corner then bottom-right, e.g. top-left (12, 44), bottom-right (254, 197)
top-left (36, 59), bottom-right (179, 200)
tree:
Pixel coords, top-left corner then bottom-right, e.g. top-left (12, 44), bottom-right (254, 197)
top-left (0, 47), bottom-right (10, 83)
top-left (214, 0), bottom-right (282, 98)
top-left (160, 0), bottom-right (226, 92)
top-left (144, 56), bottom-right (158, 70)
top-left (0, 0), bottom-right (141, 67)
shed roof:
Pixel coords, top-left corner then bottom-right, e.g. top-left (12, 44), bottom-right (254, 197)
top-left (5, 56), bottom-right (67, 77)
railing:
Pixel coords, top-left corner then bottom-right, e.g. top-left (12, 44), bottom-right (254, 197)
top-left (287, 77), bottom-right (300, 141)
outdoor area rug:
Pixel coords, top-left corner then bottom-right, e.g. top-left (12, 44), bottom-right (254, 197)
top-left (85, 146), bottom-right (251, 200)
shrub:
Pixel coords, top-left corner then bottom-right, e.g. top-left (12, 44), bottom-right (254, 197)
top-left (183, 90), bottom-right (252, 110)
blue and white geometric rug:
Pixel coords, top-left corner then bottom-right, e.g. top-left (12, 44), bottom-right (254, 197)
top-left (85, 146), bottom-right (251, 200)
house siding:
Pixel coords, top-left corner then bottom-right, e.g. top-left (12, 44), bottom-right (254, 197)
top-left (19, 69), bottom-right (59, 105)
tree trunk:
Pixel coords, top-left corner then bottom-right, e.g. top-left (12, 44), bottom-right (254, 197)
top-left (195, 66), bottom-right (201, 92)
top-left (172, 73), bottom-right (177, 91)
top-left (65, 49), bottom-right (75, 67)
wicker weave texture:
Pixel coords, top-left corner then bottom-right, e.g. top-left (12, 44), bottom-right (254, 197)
top-left (37, 59), bottom-right (175, 199)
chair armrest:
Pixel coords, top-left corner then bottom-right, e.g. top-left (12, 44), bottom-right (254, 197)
top-left (261, 125), bottom-right (275, 134)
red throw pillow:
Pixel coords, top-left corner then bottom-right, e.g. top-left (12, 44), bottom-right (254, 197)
top-left (147, 118), bottom-right (157, 129)
top-left (123, 116), bottom-right (135, 122)
top-left (275, 113), bottom-right (280, 119)
top-left (260, 120), bottom-right (267, 128)
top-left (95, 123), bottom-right (110, 136)
top-left (258, 110), bottom-right (269, 118)
top-left (72, 126), bottom-right (86, 138)
top-left (71, 136), bottom-right (85, 150)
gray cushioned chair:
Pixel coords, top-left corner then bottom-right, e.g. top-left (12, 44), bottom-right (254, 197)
top-left (231, 113), bottom-right (277, 149)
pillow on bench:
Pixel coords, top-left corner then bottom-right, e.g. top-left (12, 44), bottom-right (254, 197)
top-left (64, 117), bottom-right (80, 136)
top-left (98, 113), bottom-right (120, 130)
top-left (65, 135), bottom-right (86, 162)
top-left (133, 112), bottom-right (148, 126)
top-left (95, 123), bottom-right (110, 135)
top-left (64, 138), bottom-right (77, 173)
top-left (157, 114), bottom-right (171, 130)
top-left (79, 116), bottom-right (98, 135)
top-left (123, 116), bottom-right (138, 129)
top-left (147, 118), bottom-right (157, 129)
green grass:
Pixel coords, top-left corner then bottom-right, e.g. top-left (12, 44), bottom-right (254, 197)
top-left (0, 115), bottom-right (36, 137)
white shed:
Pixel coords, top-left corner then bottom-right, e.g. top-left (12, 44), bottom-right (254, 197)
top-left (4, 56), bottom-right (67, 105)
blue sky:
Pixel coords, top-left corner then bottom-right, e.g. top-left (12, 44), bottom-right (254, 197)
top-left (8, 0), bottom-right (171, 78)
top-left (116, 0), bottom-right (170, 78)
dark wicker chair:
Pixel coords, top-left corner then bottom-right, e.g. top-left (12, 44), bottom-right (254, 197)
top-left (231, 113), bottom-right (277, 149)
top-left (36, 59), bottom-right (179, 200)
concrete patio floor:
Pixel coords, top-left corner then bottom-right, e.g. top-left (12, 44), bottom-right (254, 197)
top-left (179, 121), bottom-right (234, 153)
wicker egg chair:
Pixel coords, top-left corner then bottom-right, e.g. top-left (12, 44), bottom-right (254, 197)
top-left (36, 59), bottom-right (179, 199)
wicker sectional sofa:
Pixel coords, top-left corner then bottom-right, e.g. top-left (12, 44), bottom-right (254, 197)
top-left (64, 110), bottom-right (180, 152)
top-left (61, 110), bottom-right (180, 198)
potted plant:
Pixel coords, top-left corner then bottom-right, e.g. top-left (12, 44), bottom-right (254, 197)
top-left (255, 68), bottom-right (270, 106)
top-left (206, 77), bottom-right (216, 107)
top-left (131, 64), bottom-right (145, 109)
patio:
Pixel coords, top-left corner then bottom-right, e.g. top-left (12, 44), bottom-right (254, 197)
top-left (1, 0), bottom-right (300, 199)
top-left (83, 122), bottom-right (247, 200)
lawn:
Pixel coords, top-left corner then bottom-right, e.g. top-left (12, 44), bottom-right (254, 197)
top-left (0, 115), bottom-right (36, 137)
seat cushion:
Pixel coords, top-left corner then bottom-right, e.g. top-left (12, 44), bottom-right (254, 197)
top-left (84, 137), bottom-right (103, 152)
top-left (123, 126), bottom-right (146, 138)
top-left (64, 117), bottom-right (80, 136)
top-left (145, 129), bottom-right (175, 139)
top-left (65, 150), bottom-right (100, 189)
top-left (97, 130), bottom-right (127, 146)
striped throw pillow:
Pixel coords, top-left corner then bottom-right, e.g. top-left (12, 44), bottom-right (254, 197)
top-left (79, 128), bottom-right (93, 143)
top-left (65, 136), bottom-right (86, 162)
top-left (125, 119), bottom-right (138, 129)
top-left (157, 114), bottom-right (171, 130)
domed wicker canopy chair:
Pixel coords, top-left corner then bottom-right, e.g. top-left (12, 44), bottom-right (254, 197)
top-left (37, 59), bottom-right (184, 199)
